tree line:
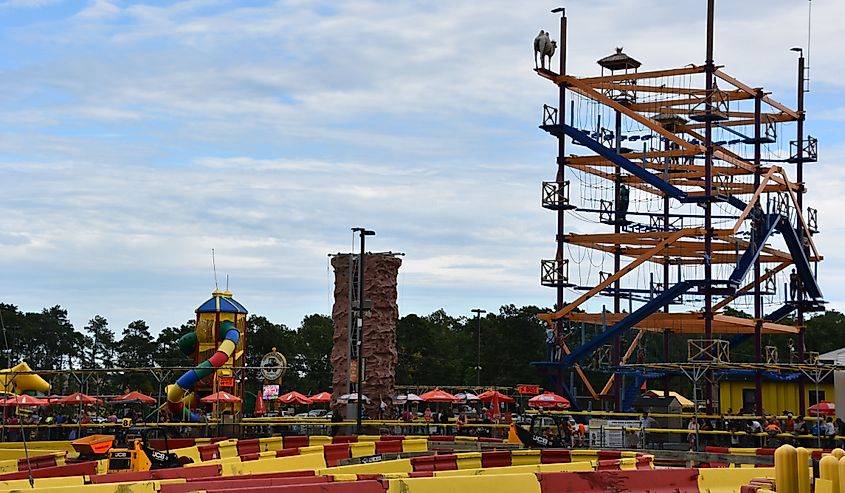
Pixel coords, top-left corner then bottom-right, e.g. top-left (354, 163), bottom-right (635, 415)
top-left (1, 301), bottom-right (842, 399)
top-left (0, 302), bottom-right (548, 397)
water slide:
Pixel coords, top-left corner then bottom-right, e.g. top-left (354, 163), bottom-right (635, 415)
top-left (166, 320), bottom-right (240, 421)
top-left (0, 362), bottom-right (50, 395)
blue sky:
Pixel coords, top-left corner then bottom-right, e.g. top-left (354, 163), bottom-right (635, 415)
top-left (1, 0), bottom-right (843, 336)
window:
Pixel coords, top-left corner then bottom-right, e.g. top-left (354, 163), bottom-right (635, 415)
top-left (742, 388), bottom-right (756, 413)
top-left (809, 390), bottom-right (825, 406)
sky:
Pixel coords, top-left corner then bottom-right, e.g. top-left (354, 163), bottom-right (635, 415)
top-left (1, 0), bottom-right (843, 337)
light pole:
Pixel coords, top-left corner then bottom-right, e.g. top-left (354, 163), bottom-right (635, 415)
top-left (352, 227), bottom-right (375, 435)
top-left (471, 309), bottom-right (486, 386)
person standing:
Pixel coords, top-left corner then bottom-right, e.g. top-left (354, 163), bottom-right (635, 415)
top-left (546, 326), bottom-right (556, 361)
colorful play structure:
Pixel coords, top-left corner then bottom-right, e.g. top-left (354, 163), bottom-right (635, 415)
top-left (166, 290), bottom-right (248, 421)
top-left (0, 362), bottom-right (51, 397)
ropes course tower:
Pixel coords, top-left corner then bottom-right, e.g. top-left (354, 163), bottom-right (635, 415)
top-left (532, 3), bottom-right (824, 415)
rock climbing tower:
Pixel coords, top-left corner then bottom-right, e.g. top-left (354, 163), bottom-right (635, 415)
top-left (330, 253), bottom-right (402, 418)
top-left (532, 3), bottom-right (824, 415)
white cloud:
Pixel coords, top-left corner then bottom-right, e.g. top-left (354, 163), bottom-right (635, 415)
top-left (0, 0), bottom-right (842, 336)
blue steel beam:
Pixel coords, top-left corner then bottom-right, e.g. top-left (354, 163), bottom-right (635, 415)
top-left (776, 221), bottom-right (823, 299)
top-left (728, 214), bottom-right (782, 285)
top-left (562, 280), bottom-right (698, 365)
top-left (541, 124), bottom-right (688, 201)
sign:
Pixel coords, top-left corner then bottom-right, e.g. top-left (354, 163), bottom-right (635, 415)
top-left (261, 351), bottom-right (287, 381)
top-left (218, 376), bottom-right (234, 388)
top-left (518, 385), bottom-right (541, 395)
top-left (360, 455), bottom-right (384, 464)
top-left (262, 384), bottom-right (280, 400)
top-left (588, 418), bottom-right (639, 448)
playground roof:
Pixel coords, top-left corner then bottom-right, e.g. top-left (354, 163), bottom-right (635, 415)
top-left (196, 290), bottom-right (248, 314)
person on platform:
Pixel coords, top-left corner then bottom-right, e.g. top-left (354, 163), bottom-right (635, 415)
top-left (546, 326), bottom-right (556, 361)
top-left (640, 412), bottom-right (656, 448)
top-left (789, 268), bottom-right (801, 301)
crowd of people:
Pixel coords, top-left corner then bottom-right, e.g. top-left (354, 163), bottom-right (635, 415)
top-left (679, 411), bottom-right (845, 451)
top-left (0, 408), bottom-right (147, 442)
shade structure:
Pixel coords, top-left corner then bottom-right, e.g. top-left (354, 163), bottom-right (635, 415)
top-left (277, 391), bottom-right (312, 406)
top-left (111, 391), bottom-right (156, 405)
top-left (253, 391), bottom-right (265, 416)
top-left (200, 391), bottom-right (242, 404)
top-left (337, 392), bottom-right (369, 404)
top-left (808, 400), bottom-right (835, 417)
top-left (53, 392), bottom-right (102, 405)
top-left (394, 392), bottom-right (423, 404)
top-left (455, 392), bottom-right (480, 403)
top-left (643, 390), bottom-right (694, 408)
top-left (309, 392), bottom-right (332, 404)
top-left (478, 390), bottom-right (515, 404)
top-left (420, 389), bottom-right (458, 403)
top-left (528, 391), bottom-right (570, 409)
top-left (1, 394), bottom-right (49, 407)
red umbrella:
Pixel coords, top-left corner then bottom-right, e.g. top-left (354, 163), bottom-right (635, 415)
top-left (278, 391), bottom-right (312, 406)
top-left (54, 392), bottom-right (102, 405)
top-left (253, 392), bottom-right (265, 416)
top-left (420, 389), bottom-right (458, 403)
top-left (528, 391), bottom-right (570, 409)
top-left (808, 400), bottom-right (835, 417)
top-left (111, 391), bottom-right (156, 405)
top-left (200, 391), bottom-right (242, 404)
top-left (309, 392), bottom-right (332, 404)
top-left (477, 390), bottom-right (515, 404)
top-left (1, 394), bottom-right (49, 407)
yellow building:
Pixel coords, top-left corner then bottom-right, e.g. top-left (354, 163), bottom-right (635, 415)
top-left (719, 379), bottom-right (834, 416)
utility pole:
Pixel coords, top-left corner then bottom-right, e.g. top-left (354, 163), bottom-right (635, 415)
top-left (351, 227), bottom-right (375, 435)
top-left (471, 309), bottom-right (486, 386)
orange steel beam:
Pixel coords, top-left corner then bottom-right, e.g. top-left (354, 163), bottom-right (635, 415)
top-left (628, 92), bottom-right (753, 112)
top-left (714, 70), bottom-right (800, 120)
top-left (561, 76), bottom-right (694, 150)
top-left (568, 149), bottom-right (699, 166)
top-left (575, 64), bottom-right (712, 84)
top-left (538, 228), bottom-right (697, 322)
top-left (731, 166), bottom-right (779, 232)
top-left (568, 312), bottom-right (799, 334)
top-left (553, 334), bottom-right (599, 400)
top-left (599, 329), bottom-right (644, 396)
top-left (713, 261), bottom-right (790, 311)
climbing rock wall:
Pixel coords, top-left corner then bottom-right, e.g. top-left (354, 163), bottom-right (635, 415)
top-left (330, 254), bottom-right (401, 418)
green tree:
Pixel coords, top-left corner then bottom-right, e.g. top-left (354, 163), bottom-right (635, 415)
top-left (246, 315), bottom-right (299, 390)
top-left (84, 315), bottom-right (117, 369)
top-left (294, 314), bottom-right (333, 393)
top-left (155, 320), bottom-right (195, 368)
top-left (115, 320), bottom-right (156, 392)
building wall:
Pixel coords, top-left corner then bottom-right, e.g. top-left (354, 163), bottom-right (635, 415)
top-left (719, 380), bottom-right (835, 415)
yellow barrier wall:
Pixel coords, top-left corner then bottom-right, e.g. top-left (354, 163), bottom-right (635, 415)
top-left (222, 451), bottom-right (326, 476)
top-left (434, 461), bottom-right (593, 477)
top-left (387, 472), bottom-right (541, 493)
top-left (318, 458), bottom-right (414, 475)
top-left (698, 467), bottom-right (776, 493)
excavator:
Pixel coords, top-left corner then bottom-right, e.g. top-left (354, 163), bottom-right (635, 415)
top-left (71, 426), bottom-right (187, 472)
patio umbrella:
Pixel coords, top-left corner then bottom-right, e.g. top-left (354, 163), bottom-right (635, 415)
top-left (278, 391), bottom-right (312, 406)
top-left (1, 394), bottom-right (49, 406)
top-left (528, 391), bottom-right (570, 409)
top-left (54, 392), bottom-right (102, 405)
top-left (808, 400), bottom-right (835, 417)
top-left (478, 390), bottom-right (515, 404)
top-left (199, 391), bottom-right (242, 404)
top-left (337, 392), bottom-right (369, 404)
top-left (420, 389), bottom-right (458, 403)
top-left (309, 392), bottom-right (332, 404)
top-left (111, 391), bottom-right (156, 405)
top-left (253, 392), bottom-right (265, 416)
top-left (455, 392), bottom-right (480, 403)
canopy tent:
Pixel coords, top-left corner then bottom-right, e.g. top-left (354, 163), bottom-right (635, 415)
top-left (337, 393), bottom-right (369, 404)
top-left (478, 390), bottom-right (515, 404)
top-left (53, 392), bottom-right (102, 405)
top-left (528, 391), bottom-right (571, 409)
top-left (0, 394), bottom-right (49, 406)
top-left (199, 391), bottom-right (242, 404)
top-left (643, 390), bottom-right (694, 408)
top-left (111, 391), bottom-right (156, 405)
top-left (455, 392), bottom-right (480, 403)
top-left (309, 392), bottom-right (332, 404)
top-left (420, 389), bottom-right (458, 403)
top-left (808, 400), bottom-right (835, 417)
top-left (278, 391), bottom-right (313, 406)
